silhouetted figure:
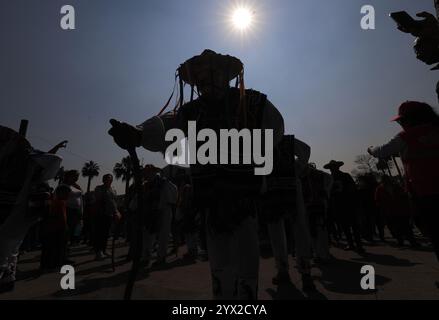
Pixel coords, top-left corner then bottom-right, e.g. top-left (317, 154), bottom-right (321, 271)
top-left (392, 10), bottom-right (439, 101)
top-left (368, 101), bottom-right (439, 262)
top-left (0, 126), bottom-right (64, 291)
top-left (94, 174), bottom-right (120, 260)
top-left (302, 163), bottom-right (333, 263)
top-left (109, 49), bottom-right (286, 299)
top-left (40, 185), bottom-right (71, 271)
top-left (176, 177), bottom-right (199, 260)
top-left (324, 160), bottom-right (365, 254)
top-left (82, 191), bottom-right (96, 245)
top-left (134, 165), bottom-right (177, 267)
top-left (60, 170), bottom-right (83, 246)
top-left (264, 137), bottom-right (316, 292)
top-left (357, 175), bottom-right (384, 242)
top-left (375, 175), bottom-right (418, 247)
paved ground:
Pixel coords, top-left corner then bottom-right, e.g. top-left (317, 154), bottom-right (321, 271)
top-left (1, 235), bottom-right (439, 300)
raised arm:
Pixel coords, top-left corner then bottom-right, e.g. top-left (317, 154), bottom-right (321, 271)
top-left (368, 135), bottom-right (406, 159)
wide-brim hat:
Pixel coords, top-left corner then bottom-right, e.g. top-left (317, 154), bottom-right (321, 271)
top-left (178, 49), bottom-right (243, 86)
top-left (323, 160), bottom-right (344, 170)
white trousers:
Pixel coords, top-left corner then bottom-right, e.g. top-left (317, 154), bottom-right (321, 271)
top-left (267, 180), bottom-right (313, 275)
top-left (311, 220), bottom-right (330, 260)
top-left (141, 206), bottom-right (173, 261)
top-left (206, 214), bottom-right (259, 300)
top-left (0, 165), bottom-right (37, 274)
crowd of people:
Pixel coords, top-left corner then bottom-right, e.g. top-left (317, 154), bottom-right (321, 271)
top-left (1, 46), bottom-right (439, 299)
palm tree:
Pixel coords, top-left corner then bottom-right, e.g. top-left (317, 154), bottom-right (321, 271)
top-left (113, 156), bottom-right (132, 197)
top-left (82, 161), bottom-right (100, 193)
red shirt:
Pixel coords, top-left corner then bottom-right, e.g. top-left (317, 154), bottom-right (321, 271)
top-left (375, 184), bottom-right (411, 217)
top-left (41, 198), bottom-right (67, 234)
top-left (399, 124), bottom-right (439, 196)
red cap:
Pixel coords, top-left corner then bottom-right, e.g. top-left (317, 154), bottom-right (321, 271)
top-left (391, 101), bottom-right (429, 122)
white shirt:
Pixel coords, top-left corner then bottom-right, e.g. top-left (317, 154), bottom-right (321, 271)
top-left (62, 184), bottom-right (83, 212)
top-left (159, 178), bottom-right (178, 211)
top-left (370, 135), bottom-right (407, 159)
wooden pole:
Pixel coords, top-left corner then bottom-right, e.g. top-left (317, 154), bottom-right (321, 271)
top-left (18, 119), bottom-right (29, 138)
top-left (392, 156), bottom-right (404, 184)
top-left (123, 147), bottom-right (144, 300)
top-left (385, 159), bottom-right (393, 177)
top-left (435, 0), bottom-right (439, 19)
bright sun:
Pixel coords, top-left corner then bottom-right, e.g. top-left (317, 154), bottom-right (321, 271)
top-left (232, 7), bottom-right (253, 31)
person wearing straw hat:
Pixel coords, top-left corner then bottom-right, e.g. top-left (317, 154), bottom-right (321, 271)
top-left (324, 160), bottom-right (365, 254)
top-left (109, 49), bottom-right (288, 299)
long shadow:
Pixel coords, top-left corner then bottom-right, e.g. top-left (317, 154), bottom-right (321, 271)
top-left (16, 269), bottom-right (42, 282)
top-left (316, 258), bottom-right (391, 295)
top-left (351, 252), bottom-right (421, 267)
top-left (67, 251), bottom-right (95, 259)
top-left (148, 257), bottom-right (200, 272)
top-left (259, 242), bottom-right (274, 260)
top-left (73, 259), bottom-right (99, 268)
top-left (387, 241), bottom-right (434, 253)
top-left (51, 268), bottom-right (150, 298)
top-left (18, 255), bottom-right (41, 264)
top-left (75, 260), bottom-right (128, 276)
top-left (265, 280), bottom-right (327, 300)
top-left (266, 281), bottom-right (306, 300)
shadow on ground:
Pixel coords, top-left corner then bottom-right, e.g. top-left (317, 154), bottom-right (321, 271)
top-left (51, 268), bottom-right (150, 298)
top-left (351, 252), bottom-right (422, 267)
top-left (316, 257), bottom-right (391, 295)
top-left (266, 280), bottom-right (327, 300)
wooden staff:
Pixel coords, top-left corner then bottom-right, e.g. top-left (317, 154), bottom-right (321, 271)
top-left (123, 146), bottom-right (144, 300)
top-left (392, 156), bottom-right (404, 184)
top-left (435, 0), bottom-right (439, 19)
top-left (19, 120), bottom-right (28, 138)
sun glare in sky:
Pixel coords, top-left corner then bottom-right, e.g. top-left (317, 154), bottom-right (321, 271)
top-left (232, 7), bottom-right (254, 31)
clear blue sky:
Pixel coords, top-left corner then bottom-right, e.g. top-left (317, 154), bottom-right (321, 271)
top-left (1, 0), bottom-right (438, 193)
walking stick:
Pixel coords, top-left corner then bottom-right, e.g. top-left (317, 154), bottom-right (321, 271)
top-left (111, 218), bottom-right (121, 272)
top-left (112, 161), bottom-right (132, 272)
top-left (392, 156), bottom-right (404, 185)
top-left (109, 119), bottom-right (145, 299)
top-left (435, 0), bottom-right (439, 20)
top-left (123, 146), bottom-right (144, 300)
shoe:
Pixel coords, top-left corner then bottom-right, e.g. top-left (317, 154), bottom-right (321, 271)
top-left (314, 256), bottom-right (333, 266)
top-left (152, 258), bottom-right (166, 267)
top-left (95, 251), bottom-right (105, 261)
top-left (198, 251), bottom-right (208, 262)
top-left (0, 269), bottom-right (15, 293)
top-left (272, 271), bottom-right (291, 285)
top-left (344, 245), bottom-right (354, 251)
top-left (182, 252), bottom-right (197, 262)
top-left (410, 241), bottom-right (421, 248)
top-left (102, 252), bottom-right (111, 258)
top-left (302, 274), bottom-right (316, 293)
top-left (139, 258), bottom-right (152, 270)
